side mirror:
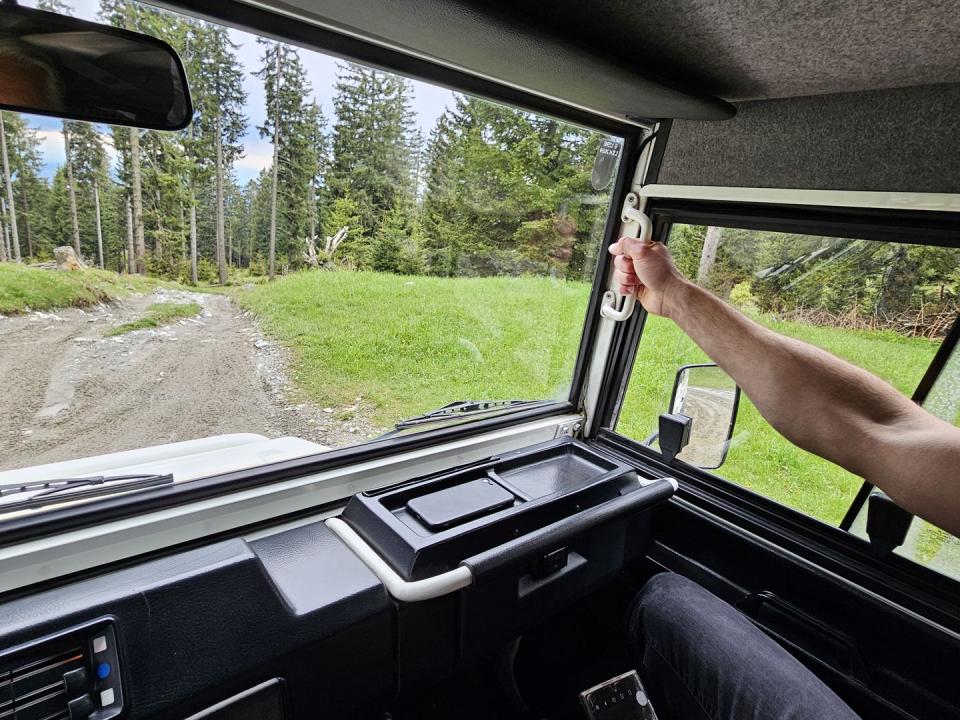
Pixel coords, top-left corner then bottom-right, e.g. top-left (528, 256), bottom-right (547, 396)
top-left (0, 4), bottom-right (192, 130)
top-left (668, 363), bottom-right (741, 469)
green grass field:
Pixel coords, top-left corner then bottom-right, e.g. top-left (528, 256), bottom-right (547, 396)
top-left (241, 270), bottom-right (940, 527)
top-left (0, 264), bottom-right (160, 314)
top-left (106, 301), bottom-right (202, 336)
top-left (618, 315), bottom-right (938, 524)
top-left (238, 271), bottom-right (591, 421)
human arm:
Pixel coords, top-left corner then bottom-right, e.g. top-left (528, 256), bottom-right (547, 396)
top-left (609, 237), bottom-right (960, 536)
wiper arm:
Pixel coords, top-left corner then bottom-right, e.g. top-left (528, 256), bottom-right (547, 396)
top-left (0, 473), bottom-right (174, 512)
top-left (394, 399), bottom-right (546, 430)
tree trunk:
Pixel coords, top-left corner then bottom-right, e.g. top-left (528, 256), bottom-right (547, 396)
top-left (268, 49), bottom-right (280, 281)
top-left (268, 126), bottom-right (280, 281)
top-left (62, 122), bottom-right (81, 258)
top-left (13, 128), bottom-right (31, 258)
top-left (309, 182), bottom-right (316, 247)
top-left (154, 189), bottom-right (163, 257)
top-left (129, 127), bottom-right (146, 273)
top-left (125, 197), bottom-right (135, 274)
top-left (19, 178), bottom-right (32, 258)
top-left (189, 191), bottom-right (198, 284)
top-left (93, 180), bottom-right (104, 269)
top-left (215, 116), bottom-right (227, 285)
top-left (0, 112), bottom-right (20, 262)
top-left (0, 199), bottom-right (8, 262)
top-left (697, 225), bottom-right (722, 286)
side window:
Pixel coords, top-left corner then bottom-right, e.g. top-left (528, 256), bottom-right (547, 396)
top-left (884, 340), bottom-right (960, 577)
top-left (616, 223), bottom-right (955, 537)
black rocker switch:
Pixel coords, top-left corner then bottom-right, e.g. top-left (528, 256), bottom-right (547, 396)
top-left (63, 667), bottom-right (89, 695)
top-left (68, 693), bottom-right (94, 720)
top-left (531, 547), bottom-right (568, 579)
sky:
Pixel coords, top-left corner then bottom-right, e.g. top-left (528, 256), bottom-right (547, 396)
top-left (21, 0), bottom-right (457, 183)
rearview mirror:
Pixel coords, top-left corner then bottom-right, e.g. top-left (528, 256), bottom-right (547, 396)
top-left (0, 4), bottom-right (191, 130)
top-left (669, 363), bottom-right (741, 469)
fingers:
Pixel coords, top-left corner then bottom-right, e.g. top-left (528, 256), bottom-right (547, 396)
top-left (609, 236), bottom-right (658, 257)
top-left (613, 267), bottom-right (638, 295)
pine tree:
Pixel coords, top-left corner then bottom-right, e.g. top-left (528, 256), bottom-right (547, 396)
top-left (327, 64), bottom-right (416, 233)
top-left (61, 121), bottom-right (82, 258)
top-left (8, 114), bottom-right (45, 258)
top-left (186, 23), bottom-right (247, 284)
top-left (70, 122), bottom-right (109, 267)
top-left (303, 101), bottom-right (328, 251)
top-left (36, 0), bottom-right (73, 14)
top-left (99, 1), bottom-right (155, 272)
top-left (255, 40), bottom-right (314, 279)
top-left (420, 95), bottom-right (598, 278)
top-left (0, 112), bottom-right (21, 262)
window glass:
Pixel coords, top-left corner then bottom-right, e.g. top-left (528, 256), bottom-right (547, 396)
top-left (0, 0), bottom-right (621, 497)
top-left (888, 342), bottom-right (960, 578)
top-left (617, 224), bottom-right (951, 526)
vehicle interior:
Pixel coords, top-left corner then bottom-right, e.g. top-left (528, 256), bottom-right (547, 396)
top-left (1, 1), bottom-right (960, 719)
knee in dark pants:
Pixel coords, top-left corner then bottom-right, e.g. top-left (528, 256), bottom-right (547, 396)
top-left (625, 572), bottom-right (861, 720)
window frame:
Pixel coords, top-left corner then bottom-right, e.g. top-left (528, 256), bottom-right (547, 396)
top-left (592, 197), bottom-right (960, 613)
top-left (0, 1), bottom-right (648, 547)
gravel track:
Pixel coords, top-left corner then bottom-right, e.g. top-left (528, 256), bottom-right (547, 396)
top-left (0, 290), bottom-right (384, 472)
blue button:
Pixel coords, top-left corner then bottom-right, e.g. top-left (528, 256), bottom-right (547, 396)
top-left (97, 662), bottom-right (111, 680)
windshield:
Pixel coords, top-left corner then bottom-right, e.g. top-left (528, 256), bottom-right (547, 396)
top-left (0, 0), bottom-right (621, 499)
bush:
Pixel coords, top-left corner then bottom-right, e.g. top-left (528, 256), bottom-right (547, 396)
top-left (730, 281), bottom-right (759, 313)
top-left (196, 258), bottom-right (219, 284)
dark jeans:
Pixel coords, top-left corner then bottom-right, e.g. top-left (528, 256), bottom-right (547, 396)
top-left (627, 573), bottom-right (861, 720)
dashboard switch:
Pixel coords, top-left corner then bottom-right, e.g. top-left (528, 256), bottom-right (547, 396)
top-left (63, 667), bottom-right (89, 694)
top-left (68, 693), bottom-right (94, 720)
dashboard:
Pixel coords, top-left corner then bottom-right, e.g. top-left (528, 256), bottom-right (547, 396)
top-left (0, 439), bottom-right (673, 719)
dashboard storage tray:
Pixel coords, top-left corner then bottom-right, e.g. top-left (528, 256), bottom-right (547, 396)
top-left (340, 438), bottom-right (638, 581)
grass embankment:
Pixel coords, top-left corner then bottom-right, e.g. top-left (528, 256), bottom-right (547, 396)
top-left (0, 264), bottom-right (159, 314)
top-left (106, 302), bottom-right (202, 336)
top-left (242, 270), bottom-right (941, 528)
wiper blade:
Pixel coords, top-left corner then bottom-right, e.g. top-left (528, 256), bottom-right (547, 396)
top-left (0, 473), bottom-right (174, 512)
top-left (394, 399), bottom-right (545, 430)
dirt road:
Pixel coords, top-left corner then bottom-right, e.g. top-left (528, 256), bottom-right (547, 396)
top-left (0, 290), bottom-right (383, 472)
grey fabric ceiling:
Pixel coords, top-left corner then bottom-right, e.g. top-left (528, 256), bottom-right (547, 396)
top-left (491, 0), bottom-right (960, 101)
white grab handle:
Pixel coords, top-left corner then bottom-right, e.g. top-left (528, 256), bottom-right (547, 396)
top-left (326, 517), bottom-right (473, 602)
top-left (599, 291), bottom-right (636, 321)
top-left (600, 196), bottom-right (653, 322)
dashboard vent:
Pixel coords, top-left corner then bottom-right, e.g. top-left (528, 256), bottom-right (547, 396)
top-left (1, 646), bottom-right (83, 720)
top-left (0, 620), bottom-right (123, 720)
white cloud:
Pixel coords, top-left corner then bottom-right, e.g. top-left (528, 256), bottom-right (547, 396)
top-left (35, 129), bottom-right (65, 169)
top-left (235, 139), bottom-right (272, 169)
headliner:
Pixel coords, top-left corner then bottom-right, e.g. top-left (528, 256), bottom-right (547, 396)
top-left (496, 0), bottom-right (960, 101)
top-left (228, 0), bottom-right (960, 122)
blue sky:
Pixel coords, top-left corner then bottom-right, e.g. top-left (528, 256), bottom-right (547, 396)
top-left (21, 0), bottom-right (456, 183)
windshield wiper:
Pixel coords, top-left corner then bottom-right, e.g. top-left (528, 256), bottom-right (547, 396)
top-left (393, 399), bottom-right (547, 430)
top-left (0, 473), bottom-right (174, 513)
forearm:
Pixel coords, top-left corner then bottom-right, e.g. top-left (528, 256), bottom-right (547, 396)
top-left (664, 280), bottom-right (918, 479)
